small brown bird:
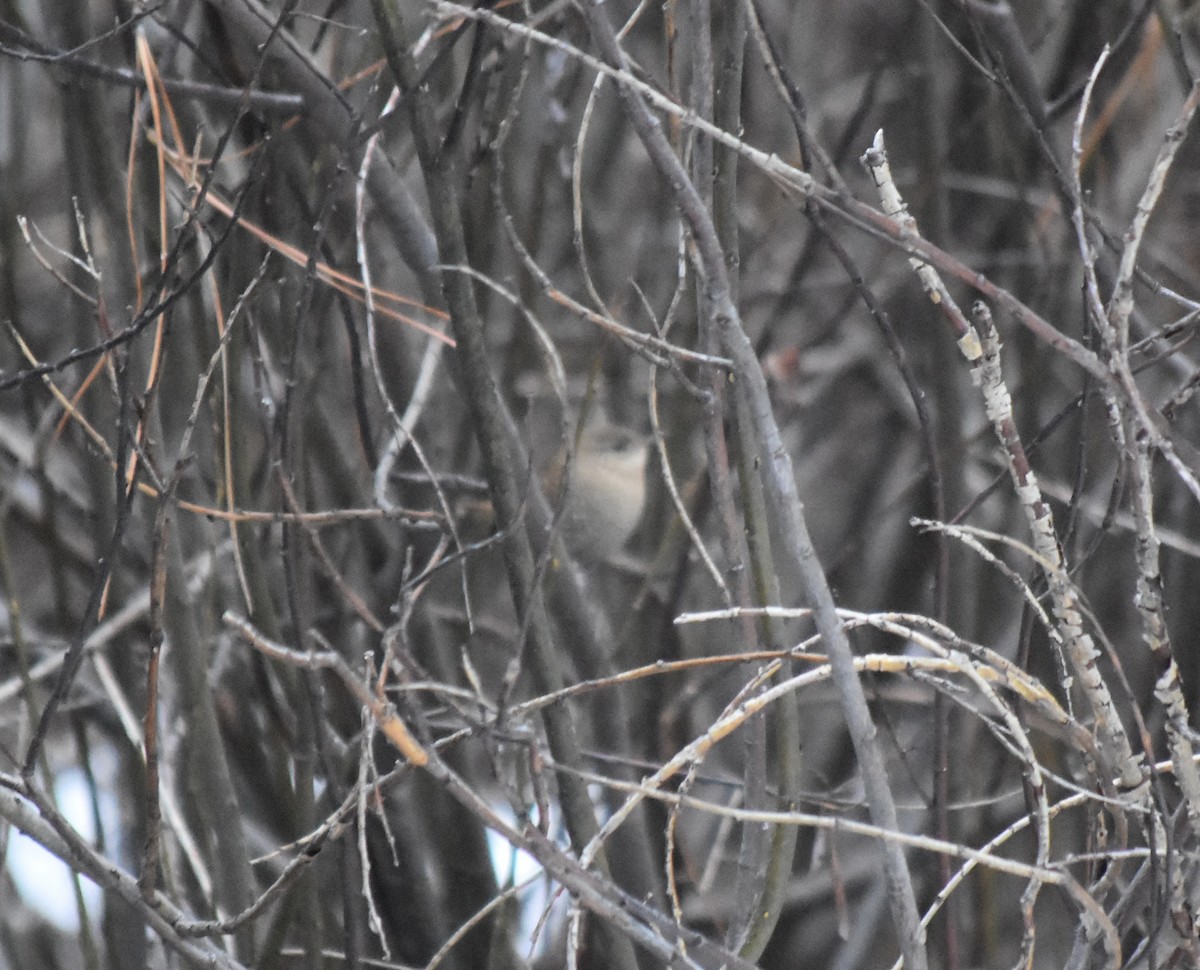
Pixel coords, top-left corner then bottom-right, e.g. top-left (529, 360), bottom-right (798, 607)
top-left (455, 422), bottom-right (649, 562)
top-left (545, 423), bottom-right (649, 560)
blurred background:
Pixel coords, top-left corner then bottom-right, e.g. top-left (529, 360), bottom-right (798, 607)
top-left (2, 1), bottom-right (1200, 968)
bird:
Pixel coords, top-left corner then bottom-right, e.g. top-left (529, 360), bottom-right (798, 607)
top-left (453, 420), bottom-right (649, 563)
top-left (543, 422), bottom-right (649, 561)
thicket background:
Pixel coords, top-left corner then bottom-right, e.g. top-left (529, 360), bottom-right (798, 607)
top-left (2, 1), bottom-right (1200, 968)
